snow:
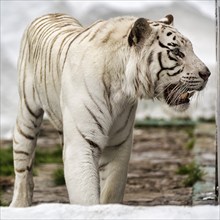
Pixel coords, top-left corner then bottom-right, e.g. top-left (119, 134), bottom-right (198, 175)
top-left (0, 1), bottom-right (216, 139)
top-left (1, 204), bottom-right (219, 220)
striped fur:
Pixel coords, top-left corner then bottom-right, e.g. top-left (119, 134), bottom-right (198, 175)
top-left (11, 14), bottom-right (210, 207)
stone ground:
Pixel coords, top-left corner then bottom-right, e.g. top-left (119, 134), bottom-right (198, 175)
top-left (0, 120), bottom-right (217, 206)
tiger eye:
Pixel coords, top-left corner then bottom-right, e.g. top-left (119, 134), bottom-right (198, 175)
top-left (172, 48), bottom-right (180, 55)
top-left (172, 48), bottom-right (185, 58)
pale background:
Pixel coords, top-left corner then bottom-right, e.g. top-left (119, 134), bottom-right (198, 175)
top-left (1, 0), bottom-right (216, 139)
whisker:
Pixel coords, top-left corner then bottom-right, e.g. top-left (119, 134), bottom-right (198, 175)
top-left (174, 85), bottom-right (187, 103)
top-left (166, 83), bottom-right (186, 104)
top-left (154, 80), bottom-right (174, 99)
top-left (168, 84), bottom-right (188, 105)
top-left (194, 90), bottom-right (203, 108)
top-left (166, 83), bottom-right (181, 103)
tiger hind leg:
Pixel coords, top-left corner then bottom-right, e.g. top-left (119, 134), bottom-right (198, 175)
top-left (10, 101), bottom-right (44, 207)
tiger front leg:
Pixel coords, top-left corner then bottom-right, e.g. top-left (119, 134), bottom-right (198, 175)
top-left (99, 133), bottom-right (133, 204)
top-left (63, 132), bottom-right (101, 204)
top-left (62, 109), bottom-right (104, 205)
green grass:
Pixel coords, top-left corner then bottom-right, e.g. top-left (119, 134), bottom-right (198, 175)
top-left (176, 162), bottom-right (204, 187)
top-left (0, 147), bottom-right (14, 176)
top-left (184, 127), bottom-right (196, 150)
top-left (198, 117), bottom-right (216, 123)
top-left (0, 145), bottom-right (64, 205)
top-left (184, 127), bottom-right (195, 139)
top-left (35, 146), bottom-right (63, 165)
top-left (185, 137), bottom-right (196, 150)
top-left (0, 145), bottom-right (63, 177)
top-left (52, 168), bottom-right (65, 186)
top-left (135, 119), bottom-right (196, 128)
top-left (0, 198), bottom-right (9, 206)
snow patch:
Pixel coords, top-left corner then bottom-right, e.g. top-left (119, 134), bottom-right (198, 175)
top-left (1, 204), bottom-right (219, 220)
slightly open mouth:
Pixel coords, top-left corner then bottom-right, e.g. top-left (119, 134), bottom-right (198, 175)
top-left (164, 84), bottom-right (195, 106)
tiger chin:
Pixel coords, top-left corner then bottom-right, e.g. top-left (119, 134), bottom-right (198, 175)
top-left (10, 13), bottom-right (210, 207)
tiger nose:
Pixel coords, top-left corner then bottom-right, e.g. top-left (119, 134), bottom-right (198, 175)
top-left (199, 69), bottom-right (211, 81)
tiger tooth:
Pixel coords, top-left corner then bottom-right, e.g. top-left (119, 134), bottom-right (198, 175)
top-left (188, 91), bottom-right (195, 98)
top-left (180, 93), bottom-right (188, 100)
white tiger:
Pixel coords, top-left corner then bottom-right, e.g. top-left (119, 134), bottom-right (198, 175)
top-left (10, 13), bottom-right (210, 207)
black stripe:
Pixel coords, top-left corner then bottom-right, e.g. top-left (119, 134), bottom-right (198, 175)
top-left (16, 168), bottom-right (26, 173)
top-left (167, 50), bottom-right (177, 62)
top-left (32, 86), bottom-right (36, 103)
top-left (14, 150), bottom-right (29, 156)
top-left (167, 67), bottom-right (184, 77)
top-left (99, 162), bottom-right (108, 171)
top-left (57, 32), bottom-right (75, 74)
top-left (22, 57), bottom-right (42, 121)
top-left (156, 52), bottom-right (178, 80)
top-left (113, 105), bottom-right (135, 135)
top-left (88, 20), bottom-right (104, 42)
top-left (102, 73), bottom-right (112, 115)
top-left (29, 16), bottom-right (50, 32)
top-left (88, 29), bottom-right (100, 42)
top-left (76, 126), bottom-right (101, 151)
top-left (13, 136), bottom-right (19, 144)
top-left (27, 166), bottom-right (32, 172)
top-left (14, 158), bottom-right (27, 161)
top-left (30, 16), bottom-right (54, 37)
top-left (21, 45), bottom-right (40, 121)
top-left (49, 31), bottom-right (72, 94)
top-left (84, 105), bottom-right (105, 135)
top-left (49, 30), bottom-right (67, 72)
top-left (17, 123), bottom-right (35, 140)
top-left (147, 51), bottom-right (154, 67)
top-left (188, 82), bottom-right (202, 85)
top-left (108, 126), bottom-right (133, 148)
top-left (31, 19), bottom-right (53, 45)
top-left (62, 21), bottom-right (103, 72)
top-left (159, 41), bottom-right (170, 50)
top-left (102, 29), bottom-right (114, 43)
top-left (22, 122), bottom-right (35, 130)
top-left (43, 37), bottom-right (59, 123)
top-left (31, 20), bottom-right (56, 61)
top-left (61, 31), bottom-right (85, 72)
top-left (58, 131), bottom-right (63, 135)
top-left (18, 38), bottom-right (28, 77)
top-left (168, 42), bottom-right (178, 47)
top-left (84, 77), bottom-right (104, 115)
top-left (158, 52), bottom-right (163, 68)
top-left (78, 32), bottom-right (91, 43)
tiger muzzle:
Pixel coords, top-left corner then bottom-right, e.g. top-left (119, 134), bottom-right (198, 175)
top-left (164, 83), bottom-right (195, 106)
top-left (198, 69), bottom-right (211, 82)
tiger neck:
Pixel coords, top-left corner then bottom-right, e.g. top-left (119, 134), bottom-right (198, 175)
top-left (120, 49), bottom-right (154, 102)
top-left (103, 47), bottom-right (153, 119)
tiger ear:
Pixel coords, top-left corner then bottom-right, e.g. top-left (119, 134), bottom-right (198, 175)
top-left (128, 18), bottom-right (152, 47)
top-left (159, 14), bottom-right (174, 26)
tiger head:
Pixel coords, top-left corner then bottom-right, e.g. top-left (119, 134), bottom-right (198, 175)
top-left (126, 15), bottom-right (211, 111)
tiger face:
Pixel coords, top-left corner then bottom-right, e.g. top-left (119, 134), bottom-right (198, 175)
top-left (128, 15), bottom-right (211, 111)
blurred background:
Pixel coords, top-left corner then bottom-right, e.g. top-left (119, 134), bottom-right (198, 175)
top-left (1, 0), bottom-right (216, 139)
top-left (0, 0), bottom-right (217, 206)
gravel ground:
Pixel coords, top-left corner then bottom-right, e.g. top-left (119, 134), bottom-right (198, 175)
top-left (0, 120), bottom-right (216, 206)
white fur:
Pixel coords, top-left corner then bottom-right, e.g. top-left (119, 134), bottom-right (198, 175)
top-left (10, 14), bottom-right (209, 207)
